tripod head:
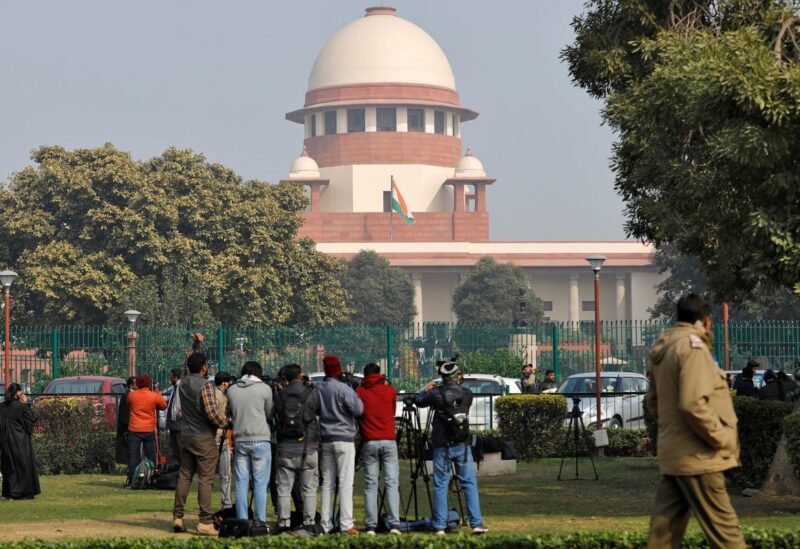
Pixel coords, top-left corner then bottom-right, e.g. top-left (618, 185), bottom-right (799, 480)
top-left (568, 396), bottom-right (584, 419)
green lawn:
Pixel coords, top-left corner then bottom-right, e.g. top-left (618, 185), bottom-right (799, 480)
top-left (1, 457), bottom-right (799, 541)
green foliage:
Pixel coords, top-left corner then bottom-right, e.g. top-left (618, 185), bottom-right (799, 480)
top-left (554, 428), bottom-right (649, 458)
top-left (496, 394), bottom-right (566, 460)
top-left (32, 398), bottom-right (117, 474)
top-left (564, 2), bottom-right (800, 302)
top-left (452, 257), bottom-right (544, 324)
top-left (341, 251), bottom-right (415, 324)
top-left (782, 411), bottom-right (800, 482)
top-left (459, 349), bottom-right (524, 379)
top-left (6, 529), bottom-right (800, 548)
top-left (0, 144), bottom-right (349, 326)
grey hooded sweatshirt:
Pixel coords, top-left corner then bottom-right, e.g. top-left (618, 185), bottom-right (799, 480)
top-left (317, 377), bottom-right (363, 443)
top-left (226, 375), bottom-right (274, 443)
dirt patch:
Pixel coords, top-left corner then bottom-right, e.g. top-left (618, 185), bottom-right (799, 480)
top-left (6, 513), bottom-right (209, 542)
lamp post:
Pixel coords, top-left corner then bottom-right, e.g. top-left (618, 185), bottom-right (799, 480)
top-left (124, 310), bottom-right (141, 378)
top-left (586, 256), bottom-right (606, 431)
top-left (0, 270), bottom-right (18, 385)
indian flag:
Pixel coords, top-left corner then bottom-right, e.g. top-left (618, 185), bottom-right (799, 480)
top-left (391, 176), bottom-right (414, 224)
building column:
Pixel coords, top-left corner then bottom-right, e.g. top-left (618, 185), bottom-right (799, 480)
top-left (569, 273), bottom-right (580, 323)
top-left (615, 273), bottom-right (626, 321)
top-left (474, 183), bottom-right (487, 212)
top-left (412, 272), bottom-right (423, 325)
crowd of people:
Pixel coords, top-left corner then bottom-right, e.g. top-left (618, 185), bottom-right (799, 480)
top-left (730, 359), bottom-right (800, 401)
top-left (122, 346), bottom-right (488, 537)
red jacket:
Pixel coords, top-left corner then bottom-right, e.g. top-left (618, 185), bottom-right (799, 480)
top-left (356, 374), bottom-right (397, 441)
top-left (127, 388), bottom-right (167, 433)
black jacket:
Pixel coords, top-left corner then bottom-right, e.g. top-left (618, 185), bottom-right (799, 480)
top-left (275, 380), bottom-right (321, 451)
top-left (416, 382), bottom-right (473, 447)
top-left (732, 376), bottom-right (758, 398)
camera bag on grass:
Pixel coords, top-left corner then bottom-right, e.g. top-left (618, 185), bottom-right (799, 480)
top-left (394, 509), bottom-right (461, 532)
top-left (131, 459), bottom-right (156, 490)
top-left (218, 519), bottom-right (270, 538)
top-left (151, 459), bottom-right (180, 490)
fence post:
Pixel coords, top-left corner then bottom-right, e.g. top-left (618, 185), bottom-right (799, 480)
top-left (386, 325), bottom-right (394, 382)
top-left (51, 328), bottom-right (59, 380)
top-left (552, 323), bottom-right (560, 381)
top-left (217, 326), bottom-right (225, 371)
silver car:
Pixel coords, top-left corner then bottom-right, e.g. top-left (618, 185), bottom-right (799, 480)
top-left (557, 372), bottom-right (649, 429)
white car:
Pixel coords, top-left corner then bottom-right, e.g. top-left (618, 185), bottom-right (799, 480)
top-left (400, 374), bottom-right (520, 431)
top-left (557, 371), bottom-right (649, 429)
top-left (307, 371), bottom-right (364, 387)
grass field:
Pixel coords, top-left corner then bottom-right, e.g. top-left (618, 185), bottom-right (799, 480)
top-left (2, 457), bottom-right (799, 541)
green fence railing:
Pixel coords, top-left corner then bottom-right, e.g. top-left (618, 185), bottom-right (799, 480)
top-left (3, 321), bottom-right (800, 393)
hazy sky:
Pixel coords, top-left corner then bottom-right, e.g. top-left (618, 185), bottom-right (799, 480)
top-left (0, 0), bottom-right (627, 241)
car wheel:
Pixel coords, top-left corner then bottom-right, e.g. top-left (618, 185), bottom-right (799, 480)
top-left (607, 417), bottom-right (623, 429)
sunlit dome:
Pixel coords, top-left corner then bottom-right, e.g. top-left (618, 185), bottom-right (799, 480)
top-left (454, 149), bottom-right (486, 178)
top-left (288, 147), bottom-right (321, 179)
top-left (307, 6), bottom-right (456, 91)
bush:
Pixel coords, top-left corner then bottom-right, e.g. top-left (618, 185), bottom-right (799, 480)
top-left (4, 529), bottom-right (800, 548)
top-left (549, 428), bottom-right (649, 458)
top-left (32, 397), bottom-right (118, 474)
top-left (496, 394), bottom-right (566, 460)
top-left (783, 411), bottom-right (800, 482)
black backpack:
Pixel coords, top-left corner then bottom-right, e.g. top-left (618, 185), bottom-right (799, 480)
top-left (218, 519), bottom-right (270, 538)
top-left (437, 386), bottom-right (470, 445)
top-left (277, 386), bottom-right (313, 442)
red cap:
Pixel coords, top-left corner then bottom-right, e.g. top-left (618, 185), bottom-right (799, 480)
top-left (323, 355), bottom-right (343, 378)
top-left (135, 374), bottom-right (152, 389)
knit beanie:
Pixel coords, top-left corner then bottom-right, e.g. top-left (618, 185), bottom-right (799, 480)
top-left (438, 361), bottom-right (459, 378)
top-left (135, 374), bottom-right (152, 389)
top-left (323, 355), bottom-right (343, 378)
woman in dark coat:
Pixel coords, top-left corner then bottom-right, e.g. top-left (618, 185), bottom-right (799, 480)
top-left (0, 383), bottom-right (41, 499)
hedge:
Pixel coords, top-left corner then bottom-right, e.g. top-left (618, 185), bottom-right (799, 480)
top-left (496, 394), bottom-right (566, 459)
top-left (5, 530), bottom-right (800, 548)
top-left (783, 411), bottom-right (800, 481)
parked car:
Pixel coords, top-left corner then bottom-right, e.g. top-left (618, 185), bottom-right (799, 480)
top-left (307, 371), bottom-right (364, 387)
top-left (557, 372), bottom-right (649, 429)
top-left (39, 375), bottom-right (127, 427)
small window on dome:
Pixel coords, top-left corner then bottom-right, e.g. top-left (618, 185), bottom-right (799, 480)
top-left (407, 108), bottom-right (425, 132)
top-left (347, 108), bottom-right (365, 133)
top-left (377, 108), bottom-right (396, 132)
top-left (434, 111), bottom-right (445, 134)
top-left (324, 110), bottom-right (337, 135)
top-left (309, 114), bottom-right (317, 137)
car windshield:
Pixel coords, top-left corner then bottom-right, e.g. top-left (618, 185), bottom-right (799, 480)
top-left (461, 379), bottom-right (502, 394)
top-left (558, 376), bottom-right (619, 394)
top-left (45, 380), bottom-right (104, 394)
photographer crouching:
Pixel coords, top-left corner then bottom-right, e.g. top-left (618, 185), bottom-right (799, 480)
top-left (416, 361), bottom-right (488, 536)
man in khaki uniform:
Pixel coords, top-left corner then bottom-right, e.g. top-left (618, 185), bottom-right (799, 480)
top-left (646, 294), bottom-right (744, 549)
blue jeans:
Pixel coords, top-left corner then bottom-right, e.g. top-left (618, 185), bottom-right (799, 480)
top-left (362, 440), bottom-right (400, 530)
top-left (234, 440), bottom-right (271, 523)
top-left (432, 444), bottom-right (483, 530)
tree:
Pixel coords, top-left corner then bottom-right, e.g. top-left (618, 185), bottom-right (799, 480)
top-left (563, 1), bottom-right (800, 302)
top-left (340, 250), bottom-right (415, 324)
top-left (0, 144), bottom-right (350, 325)
top-left (650, 244), bottom-right (800, 320)
top-left (452, 257), bottom-right (544, 324)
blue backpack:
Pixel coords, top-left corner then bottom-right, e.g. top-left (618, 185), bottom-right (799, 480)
top-left (131, 459), bottom-right (156, 490)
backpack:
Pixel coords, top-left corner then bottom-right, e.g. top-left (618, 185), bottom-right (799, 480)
top-left (437, 386), bottom-right (470, 445)
top-left (131, 459), bottom-right (156, 490)
top-left (218, 519), bottom-right (270, 538)
top-left (277, 386), bottom-right (313, 442)
top-left (151, 459), bottom-right (180, 490)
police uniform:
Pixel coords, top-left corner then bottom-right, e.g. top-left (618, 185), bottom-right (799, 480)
top-left (645, 321), bottom-right (745, 549)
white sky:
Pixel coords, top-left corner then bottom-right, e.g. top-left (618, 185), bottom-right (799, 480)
top-left (0, 0), bottom-right (627, 241)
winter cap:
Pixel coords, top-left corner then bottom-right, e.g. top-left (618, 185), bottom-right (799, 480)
top-left (438, 361), bottom-right (460, 378)
top-left (323, 355), bottom-right (343, 378)
top-left (135, 374), bottom-right (152, 389)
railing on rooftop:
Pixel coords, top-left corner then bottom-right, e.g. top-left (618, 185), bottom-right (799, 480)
top-left (2, 320), bottom-right (799, 393)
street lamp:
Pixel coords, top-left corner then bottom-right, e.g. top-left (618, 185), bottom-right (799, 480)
top-left (0, 270), bottom-right (18, 386)
top-left (124, 310), bottom-right (141, 377)
top-left (585, 256), bottom-right (606, 431)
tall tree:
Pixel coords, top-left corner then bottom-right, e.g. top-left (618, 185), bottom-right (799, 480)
top-left (563, 1), bottom-right (800, 302)
top-left (340, 250), bottom-right (415, 324)
top-left (452, 257), bottom-right (544, 324)
top-left (0, 144), bottom-right (349, 325)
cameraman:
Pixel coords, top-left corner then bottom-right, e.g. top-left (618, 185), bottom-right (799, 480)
top-left (416, 362), bottom-right (488, 536)
top-left (318, 355), bottom-right (363, 535)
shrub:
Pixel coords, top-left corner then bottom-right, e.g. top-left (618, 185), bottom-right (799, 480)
top-left (783, 411), bottom-right (800, 482)
top-left (496, 394), bottom-right (566, 460)
top-left (549, 428), bottom-right (649, 458)
top-left (32, 397), bottom-right (118, 474)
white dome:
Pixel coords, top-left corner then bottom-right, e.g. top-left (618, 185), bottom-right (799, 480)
top-left (308, 7), bottom-right (456, 91)
top-left (454, 149), bottom-right (486, 178)
top-left (288, 148), bottom-right (321, 179)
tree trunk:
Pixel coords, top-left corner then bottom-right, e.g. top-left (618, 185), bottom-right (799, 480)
top-left (761, 434), bottom-right (800, 496)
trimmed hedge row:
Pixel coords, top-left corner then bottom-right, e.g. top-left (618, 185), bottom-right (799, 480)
top-left (783, 411), bottom-right (800, 481)
top-left (6, 530), bottom-right (800, 548)
top-left (495, 394), bottom-right (566, 459)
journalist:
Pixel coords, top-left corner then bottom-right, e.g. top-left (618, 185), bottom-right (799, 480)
top-left (356, 363), bottom-right (401, 535)
top-left (318, 355), bottom-right (363, 535)
top-left (416, 361), bottom-right (488, 536)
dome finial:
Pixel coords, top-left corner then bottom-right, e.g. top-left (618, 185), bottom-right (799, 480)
top-left (301, 145), bottom-right (309, 157)
top-left (365, 6), bottom-right (396, 17)
top-left (465, 147), bottom-right (473, 157)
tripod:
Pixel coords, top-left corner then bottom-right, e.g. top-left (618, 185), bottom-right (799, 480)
top-left (557, 397), bottom-right (599, 481)
top-left (396, 398), bottom-right (433, 525)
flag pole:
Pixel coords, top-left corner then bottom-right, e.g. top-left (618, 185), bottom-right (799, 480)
top-left (389, 175), bottom-right (394, 242)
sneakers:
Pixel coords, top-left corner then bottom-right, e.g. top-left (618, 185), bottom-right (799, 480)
top-left (172, 517), bottom-right (186, 533)
top-left (434, 530), bottom-right (446, 536)
top-left (365, 529), bottom-right (376, 536)
top-left (389, 528), bottom-right (402, 535)
top-left (196, 521), bottom-right (219, 537)
top-left (472, 524), bottom-right (489, 535)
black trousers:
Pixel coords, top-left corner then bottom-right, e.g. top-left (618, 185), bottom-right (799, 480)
top-left (168, 429), bottom-right (182, 462)
top-left (127, 431), bottom-right (156, 479)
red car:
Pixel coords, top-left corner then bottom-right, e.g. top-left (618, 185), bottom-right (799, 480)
top-left (40, 376), bottom-right (127, 427)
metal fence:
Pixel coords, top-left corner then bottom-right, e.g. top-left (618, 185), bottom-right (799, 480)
top-left (4, 321), bottom-right (800, 394)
